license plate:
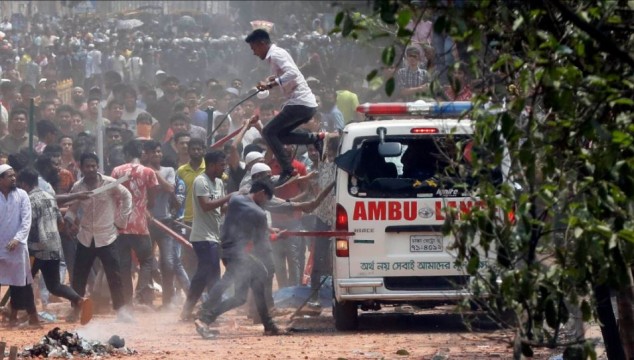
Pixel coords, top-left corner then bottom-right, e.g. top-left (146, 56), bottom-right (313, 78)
top-left (410, 235), bottom-right (443, 252)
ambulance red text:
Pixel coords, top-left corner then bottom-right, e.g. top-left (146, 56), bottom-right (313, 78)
top-left (352, 200), bottom-right (483, 221)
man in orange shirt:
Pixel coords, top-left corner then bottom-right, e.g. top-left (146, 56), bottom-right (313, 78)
top-left (111, 140), bottom-right (159, 306)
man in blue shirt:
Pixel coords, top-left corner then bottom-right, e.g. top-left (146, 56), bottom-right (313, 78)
top-left (194, 180), bottom-right (286, 338)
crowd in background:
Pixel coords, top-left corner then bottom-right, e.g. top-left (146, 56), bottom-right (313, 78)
top-left (0, 6), bottom-right (473, 325)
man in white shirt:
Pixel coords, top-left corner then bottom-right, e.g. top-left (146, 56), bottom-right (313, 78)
top-left (245, 29), bottom-right (322, 186)
top-left (64, 153), bottom-right (134, 322)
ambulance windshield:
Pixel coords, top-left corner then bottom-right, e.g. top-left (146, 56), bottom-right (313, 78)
top-left (347, 136), bottom-right (473, 198)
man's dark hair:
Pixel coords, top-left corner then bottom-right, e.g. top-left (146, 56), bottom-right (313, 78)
top-left (162, 76), bottom-right (180, 86)
top-left (243, 143), bottom-right (265, 158)
top-left (56, 104), bottom-right (74, 116)
top-left (35, 153), bottom-right (59, 189)
top-left (0, 80), bottom-right (16, 93)
top-left (106, 99), bottom-right (124, 110)
top-left (43, 144), bottom-right (63, 157)
top-left (204, 149), bottom-right (226, 165)
top-left (39, 100), bottom-right (55, 111)
top-left (104, 70), bottom-right (123, 84)
top-left (80, 152), bottom-right (99, 166)
top-left (9, 107), bottom-right (28, 121)
top-left (245, 29), bottom-right (271, 44)
top-left (184, 88), bottom-right (199, 97)
top-left (173, 131), bottom-right (191, 143)
top-left (41, 89), bottom-right (58, 100)
top-left (172, 101), bottom-right (188, 113)
top-left (58, 135), bottom-right (73, 144)
top-left (106, 126), bottom-right (123, 134)
top-left (136, 111), bottom-right (152, 124)
top-left (123, 139), bottom-right (143, 158)
top-left (170, 111), bottom-right (189, 124)
top-left (36, 119), bottom-right (59, 138)
top-left (71, 109), bottom-right (84, 119)
top-left (112, 83), bottom-right (129, 97)
top-left (188, 137), bottom-right (205, 149)
top-left (250, 179), bottom-right (274, 199)
top-left (8, 149), bottom-right (32, 172)
top-left (19, 83), bottom-right (35, 94)
top-left (142, 139), bottom-right (161, 152)
top-left (16, 167), bottom-right (39, 187)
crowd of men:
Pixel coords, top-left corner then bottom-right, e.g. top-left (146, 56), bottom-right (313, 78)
top-left (0, 6), bottom-right (472, 335)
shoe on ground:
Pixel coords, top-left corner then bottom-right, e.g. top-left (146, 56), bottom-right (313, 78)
top-left (80, 298), bottom-right (94, 325)
top-left (263, 324), bottom-right (290, 336)
top-left (195, 319), bottom-right (219, 339)
top-left (180, 306), bottom-right (195, 322)
top-left (21, 314), bottom-right (42, 329)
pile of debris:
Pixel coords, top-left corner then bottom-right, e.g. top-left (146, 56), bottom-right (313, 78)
top-left (21, 327), bottom-right (136, 358)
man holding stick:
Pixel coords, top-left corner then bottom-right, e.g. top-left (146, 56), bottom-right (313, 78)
top-left (65, 153), bottom-right (134, 322)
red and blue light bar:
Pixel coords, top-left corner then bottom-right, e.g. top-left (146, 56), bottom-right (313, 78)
top-left (356, 100), bottom-right (473, 117)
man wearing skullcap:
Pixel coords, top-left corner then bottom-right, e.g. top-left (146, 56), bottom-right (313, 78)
top-left (0, 164), bottom-right (40, 328)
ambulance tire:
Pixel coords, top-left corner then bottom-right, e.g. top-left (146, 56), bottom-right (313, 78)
top-left (333, 298), bottom-right (359, 331)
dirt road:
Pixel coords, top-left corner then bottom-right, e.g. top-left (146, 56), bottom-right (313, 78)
top-left (1, 301), bottom-right (605, 359)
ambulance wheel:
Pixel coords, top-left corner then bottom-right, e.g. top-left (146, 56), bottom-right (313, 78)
top-left (333, 298), bottom-right (358, 331)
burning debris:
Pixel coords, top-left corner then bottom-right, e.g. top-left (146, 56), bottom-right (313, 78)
top-left (21, 327), bottom-right (136, 358)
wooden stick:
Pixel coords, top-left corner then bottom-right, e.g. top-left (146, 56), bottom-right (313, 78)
top-left (172, 219), bottom-right (193, 231)
top-left (150, 218), bottom-right (193, 249)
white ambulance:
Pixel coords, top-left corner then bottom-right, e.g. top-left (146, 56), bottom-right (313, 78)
top-left (332, 100), bottom-right (493, 330)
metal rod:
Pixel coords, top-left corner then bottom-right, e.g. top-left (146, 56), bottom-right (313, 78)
top-left (280, 231), bottom-right (355, 238)
top-left (97, 100), bottom-right (104, 173)
top-left (207, 89), bottom-right (261, 143)
top-left (289, 276), bottom-right (329, 321)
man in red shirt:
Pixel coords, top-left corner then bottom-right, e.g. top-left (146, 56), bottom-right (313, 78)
top-left (111, 140), bottom-right (159, 307)
top-left (266, 144), bottom-right (309, 287)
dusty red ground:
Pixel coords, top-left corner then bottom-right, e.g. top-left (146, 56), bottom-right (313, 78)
top-left (0, 297), bottom-right (606, 359)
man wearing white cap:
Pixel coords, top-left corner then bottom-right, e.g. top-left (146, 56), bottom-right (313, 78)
top-left (153, 70), bottom-right (166, 98)
top-left (0, 164), bottom-right (40, 327)
top-left (237, 151), bottom-right (265, 190)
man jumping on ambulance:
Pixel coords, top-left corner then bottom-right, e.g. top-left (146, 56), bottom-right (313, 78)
top-left (246, 29), bottom-right (323, 186)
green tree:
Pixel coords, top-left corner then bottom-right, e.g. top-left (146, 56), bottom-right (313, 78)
top-left (331, 0), bottom-right (634, 358)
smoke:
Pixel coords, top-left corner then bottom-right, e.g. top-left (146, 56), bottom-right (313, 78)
top-left (75, 309), bottom-right (181, 345)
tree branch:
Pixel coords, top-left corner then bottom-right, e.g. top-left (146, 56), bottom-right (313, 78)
top-left (545, 0), bottom-right (634, 68)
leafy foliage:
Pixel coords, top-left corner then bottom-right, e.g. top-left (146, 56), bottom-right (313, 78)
top-left (332, 0), bottom-right (634, 357)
